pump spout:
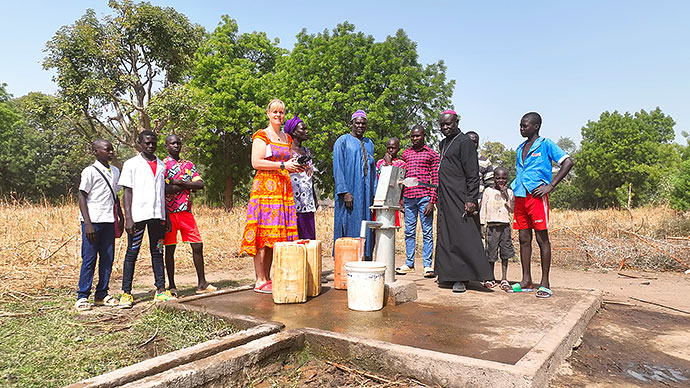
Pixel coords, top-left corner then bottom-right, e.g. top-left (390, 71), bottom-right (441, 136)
top-left (360, 220), bottom-right (383, 238)
top-left (358, 220), bottom-right (382, 260)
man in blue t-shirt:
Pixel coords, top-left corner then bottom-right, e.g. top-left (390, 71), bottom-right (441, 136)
top-left (510, 112), bottom-right (573, 298)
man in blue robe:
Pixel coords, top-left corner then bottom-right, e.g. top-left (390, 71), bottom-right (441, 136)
top-left (333, 110), bottom-right (376, 259)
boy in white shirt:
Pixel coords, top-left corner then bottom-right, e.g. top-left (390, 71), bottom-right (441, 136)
top-left (480, 166), bottom-right (516, 291)
top-left (76, 139), bottom-right (123, 310)
top-left (117, 130), bottom-right (174, 308)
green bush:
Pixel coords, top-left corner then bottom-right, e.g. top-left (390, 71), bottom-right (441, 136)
top-left (550, 181), bottom-right (585, 209)
top-left (670, 159), bottom-right (690, 211)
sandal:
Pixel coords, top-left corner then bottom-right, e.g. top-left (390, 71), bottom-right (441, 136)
top-left (499, 280), bottom-right (511, 291)
top-left (482, 280), bottom-right (498, 288)
top-left (536, 286), bottom-right (553, 298)
top-left (507, 283), bottom-right (534, 293)
top-left (75, 298), bottom-right (91, 311)
top-left (254, 281), bottom-right (272, 294)
top-left (94, 295), bottom-right (119, 307)
top-left (196, 284), bottom-right (217, 295)
top-left (395, 264), bottom-right (414, 275)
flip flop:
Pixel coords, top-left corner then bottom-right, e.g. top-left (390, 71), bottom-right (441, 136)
top-left (196, 284), bottom-right (218, 295)
top-left (254, 281), bottom-right (272, 294)
top-left (507, 283), bottom-right (534, 293)
top-left (482, 280), bottom-right (498, 288)
top-left (536, 286), bottom-right (553, 298)
top-left (499, 280), bottom-right (511, 291)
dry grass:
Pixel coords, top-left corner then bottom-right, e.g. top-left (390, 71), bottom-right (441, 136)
top-left (1, 200), bottom-right (688, 297)
top-left (0, 199), bottom-right (337, 298)
top-left (547, 206), bottom-right (690, 271)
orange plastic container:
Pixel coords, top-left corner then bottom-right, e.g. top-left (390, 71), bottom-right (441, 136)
top-left (333, 237), bottom-right (361, 289)
top-left (272, 241), bottom-right (308, 304)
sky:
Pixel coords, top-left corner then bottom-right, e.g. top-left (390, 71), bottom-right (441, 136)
top-left (2, 0), bottom-right (689, 148)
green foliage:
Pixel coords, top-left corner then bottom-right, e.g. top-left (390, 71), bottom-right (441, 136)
top-left (556, 136), bottom-right (577, 156)
top-left (188, 16), bottom-right (285, 208)
top-left (574, 107), bottom-right (679, 207)
top-left (549, 181), bottom-right (586, 209)
top-left (670, 159), bottom-right (690, 211)
top-left (0, 84), bottom-right (34, 196)
top-left (481, 141), bottom-right (517, 179)
top-left (0, 86), bottom-right (90, 199)
top-left (272, 23), bottom-right (454, 195)
top-left (43, 0), bottom-right (205, 148)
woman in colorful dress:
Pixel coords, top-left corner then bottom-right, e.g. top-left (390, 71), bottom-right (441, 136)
top-left (240, 99), bottom-right (304, 293)
top-left (284, 115), bottom-right (318, 240)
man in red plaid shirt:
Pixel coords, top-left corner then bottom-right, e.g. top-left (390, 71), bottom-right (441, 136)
top-left (396, 125), bottom-right (440, 278)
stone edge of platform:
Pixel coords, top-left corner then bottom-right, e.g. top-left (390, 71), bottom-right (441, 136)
top-left (64, 323), bottom-right (284, 388)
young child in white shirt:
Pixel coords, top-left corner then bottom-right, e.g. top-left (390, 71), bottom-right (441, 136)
top-left (75, 139), bottom-right (123, 310)
top-left (480, 166), bottom-right (516, 291)
top-left (117, 130), bottom-right (174, 308)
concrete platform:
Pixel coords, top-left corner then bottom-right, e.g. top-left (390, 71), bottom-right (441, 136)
top-left (68, 273), bottom-right (601, 388)
top-left (179, 275), bottom-right (595, 364)
top-left (167, 274), bottom-right (600, 387)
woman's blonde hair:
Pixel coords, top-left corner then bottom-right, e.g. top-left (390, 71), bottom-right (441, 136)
top-left (266, 99), bottom-right (285, 113)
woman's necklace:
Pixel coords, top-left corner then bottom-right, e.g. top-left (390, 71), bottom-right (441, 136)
top-left (265, 127), bottom-right (285, 143)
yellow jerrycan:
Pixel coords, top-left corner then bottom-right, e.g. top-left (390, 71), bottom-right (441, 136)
top-left (272, 241), bottom-right (307, 303)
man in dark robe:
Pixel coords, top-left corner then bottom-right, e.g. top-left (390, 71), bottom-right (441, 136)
top-left (434, 110), bottom-right (494, 292)
top-left (333, 110), bottom-right (376, 259)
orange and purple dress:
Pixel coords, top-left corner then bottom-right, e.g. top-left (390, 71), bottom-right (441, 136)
top-left (240, 130), bottom-right (299, 255)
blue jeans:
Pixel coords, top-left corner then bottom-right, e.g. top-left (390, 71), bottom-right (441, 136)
top-left (404, 196), bottom-right (434, 268)
top-left (78, 222), bottom-right (115, 300)
top-left (121, 219), bottom-right (166, 293)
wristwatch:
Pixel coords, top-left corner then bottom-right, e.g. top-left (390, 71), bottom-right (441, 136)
top-left (280, 162), bottom-right (285, 171)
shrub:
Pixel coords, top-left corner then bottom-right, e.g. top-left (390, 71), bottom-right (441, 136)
top-left (670, 159), bottom-right (690, 211)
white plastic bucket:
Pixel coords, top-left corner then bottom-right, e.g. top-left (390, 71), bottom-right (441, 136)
top-left (345, 261), bottom-right (387, 311)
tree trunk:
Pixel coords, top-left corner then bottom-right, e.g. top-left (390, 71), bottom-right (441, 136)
top-left (224, 174), bottom-right (235, 210)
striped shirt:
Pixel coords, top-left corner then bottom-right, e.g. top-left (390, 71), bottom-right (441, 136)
top-left (400, 145), bottom-right (440, 204)
top-left (478, 153), bottom-right (494, 200)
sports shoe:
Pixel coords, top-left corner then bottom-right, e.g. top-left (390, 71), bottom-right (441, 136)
top-left (395, 264), bottom-right (414, 275)
top-left (423, 267), bottom-right (435, 278)
top-left (154, 290), bottom-right (177, 302)
top-left (118, 293), bottom-right (134, 309)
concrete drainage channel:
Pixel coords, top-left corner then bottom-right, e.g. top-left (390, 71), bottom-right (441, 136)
top-left (67, 285), bottom-right (601, 388)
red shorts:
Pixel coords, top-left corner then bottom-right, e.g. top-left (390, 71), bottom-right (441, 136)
top-left (513, 193), bottom-right (549, 231)
top-left (164, 211), bottom-right (202, 245)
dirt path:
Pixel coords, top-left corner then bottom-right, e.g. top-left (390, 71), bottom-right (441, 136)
top-left (547, 267), bottom-right (690, 387)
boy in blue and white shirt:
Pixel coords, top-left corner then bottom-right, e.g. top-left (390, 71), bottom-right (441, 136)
top-left (510, 112), bottom-right (573, 298)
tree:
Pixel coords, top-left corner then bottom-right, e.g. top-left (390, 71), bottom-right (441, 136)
top-left (556, 136), bottom-right (577, 156)
top-left (188, 16), bottom-right (285, 208)
top-left (574, 107), bottom-right (679, 207)
top-left (0, 85), bottom-right (90, 199)
top-left (271, 23), bottom-right (454, 195)
top-left (0, 84), bottom-right (32, 196)
top-left (481, 141), bottom-right (517, 179)
top-left (43, 0), bottom-right (205, 148)
top-left (669, 159), bottom-right (690, 211)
